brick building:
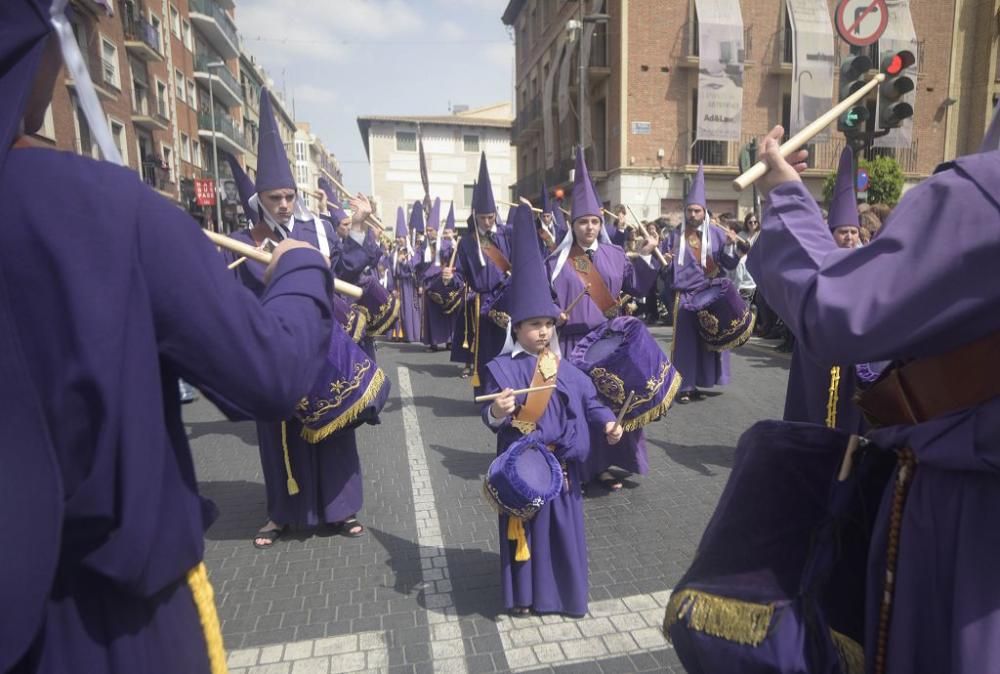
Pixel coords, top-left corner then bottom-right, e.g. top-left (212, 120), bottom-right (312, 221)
top-left (502, 0), bottom-right (998, 220)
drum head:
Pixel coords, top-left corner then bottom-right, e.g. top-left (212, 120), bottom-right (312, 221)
top-left (579, 331), bottom-right (625, 367)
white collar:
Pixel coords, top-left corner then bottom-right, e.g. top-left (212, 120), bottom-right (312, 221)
top-left (349, 229), bottom-right (365, 245)
top-left (583, 239), bottom-right (599, 253)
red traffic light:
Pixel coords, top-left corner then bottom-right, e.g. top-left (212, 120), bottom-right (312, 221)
top-left (882, 50), bottom-right (915, 76)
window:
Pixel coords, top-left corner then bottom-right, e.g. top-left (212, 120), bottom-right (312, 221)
top-left (180, 133), bottom-right (191, 163)
top-left (161, 144), bottom-right (173, 180)
top-left (149, 13), bottom-right (163, 50)
top-left (395, 131), bottom-right (416, 152)
top-left (463, 183), bottom-right (475, 207)
top-left (181, 20), bottom-right (191, 50)
top-left (100, 37), bottom-right (120, 89)
top-left (187, 80), bottom-right (197, 109)
top-left (463, 134), bottom-right (480, 152)
top-left (174, 68), bottom-right (185, 102)
top-left (296, 165), bottom-right (309, 186)
top-left (169, 5), bottom-right (180, 37)
top-left (294, 140), bottom-right (307, 162)
top-left (782, 5), bottom-right (793, 64)
top-left (36, 104), bottom-right (56, 141)
top-left (192, 141), bottom-right (202, 168)
top-left (690, 89), bottom-right (727, 166)
top-left (155, 79), bottom-right (169, 118)
top-left (109, 118), bottom-right (128, 164)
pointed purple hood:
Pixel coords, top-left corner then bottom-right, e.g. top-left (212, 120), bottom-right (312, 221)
top-left (409, 201), bottom-right (425, 234)
top-left (827, 147), bottom-right (859, 230)
top-left (508, 203), bottom-right (561, 324)
top-left (395, 206), bottom-right (408, 239)
top-left (255, 87), bottom-right (295, 193)
top-left (472, 152), bottom-right (496, 215)
top-left (428, 197), bottom-right (441, 231)
top-left (222, 152), bottom-right (259, 224)
top-left (570, 147), bottom-right (602, 222)
top-left (685, 162), bottom-right (706, 209)
top-left (444, 201), bottom-right (456, 231)
top-left (318, 176), bottom-right (348, 223)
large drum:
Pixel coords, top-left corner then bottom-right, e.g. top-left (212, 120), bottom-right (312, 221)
top-left (569, 316), bottom-right (681, 431)
top-left (482, 435), bottom-right (565, 520)
top-left (664, 420), bottom-right (894, 674)
top-left (294, 324), bottom-right (390, 443)
top-left (680, 277), bottom-right (755, 351)
top-left (353, 274), bottom-right (399, 337)
top-left (425, 273), bottom-right (465, 315)
top-left (480, 279), bottom-right (510, 329)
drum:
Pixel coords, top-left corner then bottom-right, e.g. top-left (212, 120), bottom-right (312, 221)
top-left (482, 436), bottom-right (565, 520)
top-left (664, 420), bottom-right (894, 674)
top-left (680, 277), bottom-right (755, 351)
top-left (426, 273), bottom-right (465, 315)
top-left (569, 316), bottom-right (681, 431)
top-left (353, 274), bottom-right (399, 336)
top-left (294, 324), bottom-right (390, 443)
top-left (480, 281), bottom-right (510, 329)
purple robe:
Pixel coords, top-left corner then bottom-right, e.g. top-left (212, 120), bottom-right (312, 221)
top-left (224, 220), bottom-right (364, 530)
top-left (784, 345), bottom-right (866, 434)
top-left (661, 224), bottom-right (740, 392)
top-left (421, 240), bottom-right (459, 347)
top-left (3, 148), bottom-right (333, 672)
top-left (481, 352), bottom-right (615, 616)
top-left (392, 253), bottom-right (422, 343)
top-left (747, 155), bottom-right (1000, 674)
top-left (545, 244), bottom-right (658, 482)
top-left (456, 228), bottom-right (512, 395)
top-left (336, 227), bottom-right (382, 285)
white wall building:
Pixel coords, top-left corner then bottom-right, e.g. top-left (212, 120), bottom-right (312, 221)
top-left (357, 103), bottom-right (516, 227)
top-left (294, 122), bottom-right (341, 212)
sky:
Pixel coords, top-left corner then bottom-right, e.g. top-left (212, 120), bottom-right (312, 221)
top-left (235, 0), bottom-right (515, 193)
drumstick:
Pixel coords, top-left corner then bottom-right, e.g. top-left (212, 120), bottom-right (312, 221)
top-left (503, 198), bottom-right (543, 214)
top-left (614, 391), bottom-right (636, 430)
top-left (733, 73), bottom-right (886, 191)
top-left (447, 236), bottom-right (460, 268)
top-left (474, 384), bottom-right (557, 403)
top-left (563, 284), bottom-right (590, 314)
top-left (624, 205), bottom-right (671, 266)
top-left (227, 256), bottom-right (247, 270)
top-left (203, 230), bottom-right (363, 299)
top-left (324, 174), bottom-right (385, 232)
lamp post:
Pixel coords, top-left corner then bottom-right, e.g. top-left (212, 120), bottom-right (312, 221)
top-left (205, 60), bottom-right (225, 233)
top-left (567, 4), bottom-right (610, 154)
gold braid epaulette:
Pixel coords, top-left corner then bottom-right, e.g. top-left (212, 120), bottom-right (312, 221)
top-left (663, 588), bottom-right (774, 646)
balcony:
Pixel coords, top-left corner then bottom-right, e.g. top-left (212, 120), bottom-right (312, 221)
top-left (188, 0), bottom-right (240, 59)
top-left (198, 111), bottom-right (246, 155)
top-left (512, 93), bottom-right (542, 142)
top-left (193, 55), bottom-right (242, 108)
top-left (122, 17), bottom-right (163, 62)
top-left (141, 160), bottom-right (174, 199)
top-left (65, 55), bottom-right (119, 101)
top-left (588, 27), bottom-right (610, 81)
top-left (132, 93), bottom-right (169, 131)
top-left (515, 169), bottom-right (542, 199)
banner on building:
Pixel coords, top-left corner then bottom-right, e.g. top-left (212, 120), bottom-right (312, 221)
top-left (787, 0), bottom-right (836, 143)
top-left (695, 0), bottom-right (745, 143)
top-left (543, 40), bottom-right (564, 169)
top-left (578, 0), bottom-right (604, 152)
top-left (874, 0), bottom-right (918, 149)
top-left (194, 178), bottom-right (216, 206)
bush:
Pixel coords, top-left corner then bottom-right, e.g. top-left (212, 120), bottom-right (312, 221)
top-left (821, 155), bottom-right (904, 208)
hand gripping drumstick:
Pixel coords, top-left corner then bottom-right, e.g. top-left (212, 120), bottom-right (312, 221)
top-left (474, 384), bottom-right (557, 403)
top-left (324, 174), bottom-right (386, 233)
top-left (203, 229), bottom-right (363, 299)
top-left (624, 205), bottom-right (671, 267)
top-left (733, 72), bottom-right (886, 192)
top-left (614, 390), bottom-right (636, 432)
top-left (563, 284), bottom-right (591, 315)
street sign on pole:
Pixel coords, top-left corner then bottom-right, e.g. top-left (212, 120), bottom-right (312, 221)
top-left (834, 0), bottom-right (889, 47)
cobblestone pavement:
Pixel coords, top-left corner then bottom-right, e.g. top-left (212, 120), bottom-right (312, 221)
top-left (186, 327), bottom-right (791, 673)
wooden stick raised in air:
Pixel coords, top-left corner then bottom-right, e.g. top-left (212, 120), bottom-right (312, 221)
top-left (615, 390), bottom-right (636, 429)
top-left (501, 198), bottom-right (543, 214)
top-left (474, 384), bottom-right (557, 404)
top-left (324, 174), bottom-right (385, 232)
top-left (203, 229), bottom-right (363, 299)
top-left (733, 73), bottom-right (886, 191)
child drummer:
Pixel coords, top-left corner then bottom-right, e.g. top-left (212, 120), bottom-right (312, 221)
top-left (480, 203), bottom-right (623, 618)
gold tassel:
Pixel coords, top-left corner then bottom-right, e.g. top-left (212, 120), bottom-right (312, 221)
top-left (186, 562), bottom-right (229, 674)
top-left (471, 294), bottom-right (482, 387)
top-left (826, 366), bottom-right (842, 429)
top-left (281, 422), bottom-right (300, 495)
top-left (663, 588), bottom-right (774, 647)
top-left (669, 291), bottom-right (681, 360)
top-left (831, 628), bottom-right (865, 674)
top-left (507, 517), bottom-right (530, 562)
top-left (622, 372), bottom-right (683, 432)
top-left (299, 368), bottom-right (387, 443)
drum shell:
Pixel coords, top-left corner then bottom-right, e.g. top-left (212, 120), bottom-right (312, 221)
top-left (680, 278), bottom-right (755, 351)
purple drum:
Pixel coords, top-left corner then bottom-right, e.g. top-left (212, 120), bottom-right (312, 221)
top-left (569, 316), bottom-right (682, 430)
top-left (680, 278), bottom-right (755, 351)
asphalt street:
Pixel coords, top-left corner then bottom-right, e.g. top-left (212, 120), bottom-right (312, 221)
top-left (186, 326), bottom-right (792, 674)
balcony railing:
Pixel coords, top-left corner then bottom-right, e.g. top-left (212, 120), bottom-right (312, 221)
top-left (141, 160), bottom-right (169, 191)
top-left (122, 16), bottom-right (161, 55)
top-left (188, 0), bottom-right (240, 52)
top-left (195, 54), bottom-right (241, 95)
top-left (198, 111), bottom-right (247, 148)
top-left (512, 93), bottom-right (542, 140)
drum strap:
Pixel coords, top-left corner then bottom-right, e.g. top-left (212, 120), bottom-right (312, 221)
top-left (569, 246), bottom-right (618, 315)
top-left (512, 350), bottom-right (559, 435)
top-left (683, 230), bottom-right (718, 277)
top-left (480, 238), bottom-right (511, 274)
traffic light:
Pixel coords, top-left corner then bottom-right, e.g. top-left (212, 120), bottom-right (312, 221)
top-left (837, 53), bottom-right (872, 135)
top-left (878, 50), bottom-right (915, 130)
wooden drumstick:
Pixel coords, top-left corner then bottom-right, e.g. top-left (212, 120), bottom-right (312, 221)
top-left (474, 384), bottom-right (557, 403)
top-left (203, 230), bottom-right (363, 299)
top-left (503, 198), bottom-right (543, 214)
top-left (733, 73), bottom-right (886, 191)
top-left (325, 174), bottom-right (385, 232)
top-left (563, 284), bottom-right (591, 315)
top-left (227, 256), bottom-right (247, 270)
top-left (615, 390), bottom-right (636, 430)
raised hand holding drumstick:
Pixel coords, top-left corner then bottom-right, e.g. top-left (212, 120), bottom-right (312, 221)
top-left (755, 125), bottom-right (811, 197)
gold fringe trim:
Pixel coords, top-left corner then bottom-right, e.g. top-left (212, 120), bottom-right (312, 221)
top-left (706, 311), bottom-right (756, 352)
top-left (471, 294), bottom-right (482, 388)
top-left (299, 368), bottom-right (387, 443)
top-left (507, 516), bottom-right (530, 562)
top-left (621, 372), bottom-right (683, 432)
top-left (663, 588), bottom-right (774, 647)
top-left (186, 562), bottom-right (229, 674)
top-left (367, 297), bottom-right (400, 336)
top-left (826, 366), bottom-right (842, 429)
top-left (281, 422), bottom-right (299, 495)
top-left (831, 628), bottom-right (865, 674)
top-left (669, 292), bottom-right (681, 360)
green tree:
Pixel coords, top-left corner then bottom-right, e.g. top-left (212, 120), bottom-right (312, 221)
top-left (821, 155), bottom-right (905, 207)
